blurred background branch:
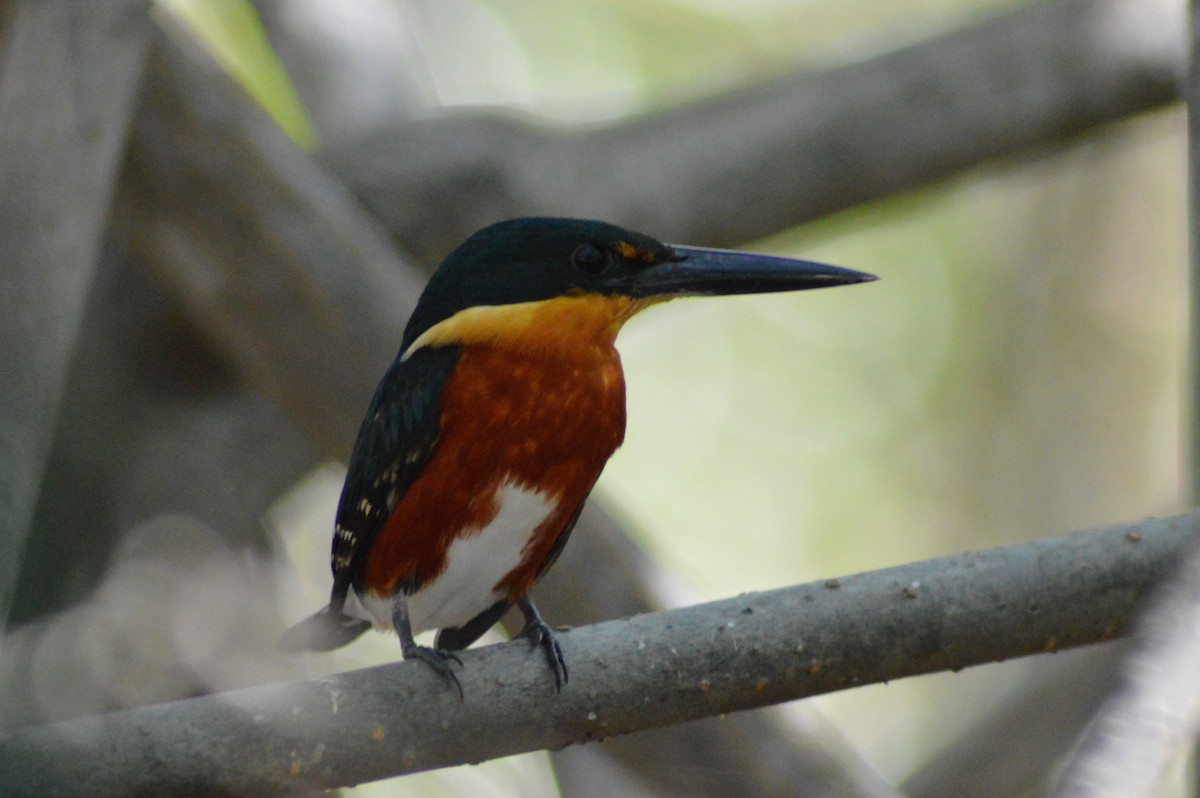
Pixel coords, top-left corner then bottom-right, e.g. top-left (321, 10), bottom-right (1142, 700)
top-left (321, 0), bottom-right (1183, 264)
top-left (1047, 532), bottom-right (1200, 798)
top-left (0, 0), bottom-right (151, 629)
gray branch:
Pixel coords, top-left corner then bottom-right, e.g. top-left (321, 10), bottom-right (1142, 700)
top-left (0, 513), bottom-right (1191, 797)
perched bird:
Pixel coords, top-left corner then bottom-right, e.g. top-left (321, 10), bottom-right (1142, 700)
top-left (280, 217), bottom-right (875, 695)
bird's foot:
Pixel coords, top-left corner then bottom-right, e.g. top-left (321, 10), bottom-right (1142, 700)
top-left (394, 594), bottom-right (464, 699)
top-left (518, 607), bottom-right (568, 692)
top-left (402, 642), bottom-right (464, 700)
top-left (521, 620), bottom-right (567, 691)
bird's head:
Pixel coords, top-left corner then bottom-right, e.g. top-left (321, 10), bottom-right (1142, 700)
top-left (401, 218), bottom-right (876, 357)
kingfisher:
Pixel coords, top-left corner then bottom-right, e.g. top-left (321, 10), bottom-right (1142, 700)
top-left (280, 217), bottom-right (875, 695)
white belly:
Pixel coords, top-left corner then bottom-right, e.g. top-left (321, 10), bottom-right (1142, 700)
top-left (348, 481), bottom-right (555, 635)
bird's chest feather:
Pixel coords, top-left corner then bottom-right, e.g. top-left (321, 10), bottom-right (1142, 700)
top-left (358, 343), bottom-right (626, 631)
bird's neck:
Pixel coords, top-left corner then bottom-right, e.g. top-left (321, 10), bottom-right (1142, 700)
top-left (403, 294), bottom-right (664, 359)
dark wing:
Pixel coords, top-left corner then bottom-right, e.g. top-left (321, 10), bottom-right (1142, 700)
top-left (328, 345), bottom-right (461, 609)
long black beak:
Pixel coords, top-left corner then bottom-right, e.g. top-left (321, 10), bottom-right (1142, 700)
top-left (615, 245), bottom-right (877, 299)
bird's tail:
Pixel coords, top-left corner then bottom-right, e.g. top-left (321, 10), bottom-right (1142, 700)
top-left (279, 606), bottom-right (372, 652)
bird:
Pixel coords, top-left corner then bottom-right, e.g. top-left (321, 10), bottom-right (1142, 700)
top-left (280, 217), bottom-right (876, 696)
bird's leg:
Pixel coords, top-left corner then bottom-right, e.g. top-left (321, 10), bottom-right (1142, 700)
top-left (517, 595), bottom-right (568, 691)
top-left (391, 594), bottom-right (463, 699)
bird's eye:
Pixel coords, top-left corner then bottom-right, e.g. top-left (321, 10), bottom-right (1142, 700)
top-left (571, 244), bottom-right (608, 275)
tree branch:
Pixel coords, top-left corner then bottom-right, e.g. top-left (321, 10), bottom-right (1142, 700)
top-left (326, 0), bottom-right (1185, 265)
top-left (0, 513), bottom-right (1191, 797)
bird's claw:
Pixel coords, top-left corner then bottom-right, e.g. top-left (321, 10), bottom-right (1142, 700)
top-left (521, 619), bottom-right (568, 692)
top-left (404, 643), bottom-right (464, 700)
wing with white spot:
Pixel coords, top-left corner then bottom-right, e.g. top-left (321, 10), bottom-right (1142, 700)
top-left (328, 345), bottom-right (460, 607)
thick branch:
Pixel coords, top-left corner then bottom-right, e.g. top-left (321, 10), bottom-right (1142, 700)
top-left (0, 513), bottom-right (1191, 797)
